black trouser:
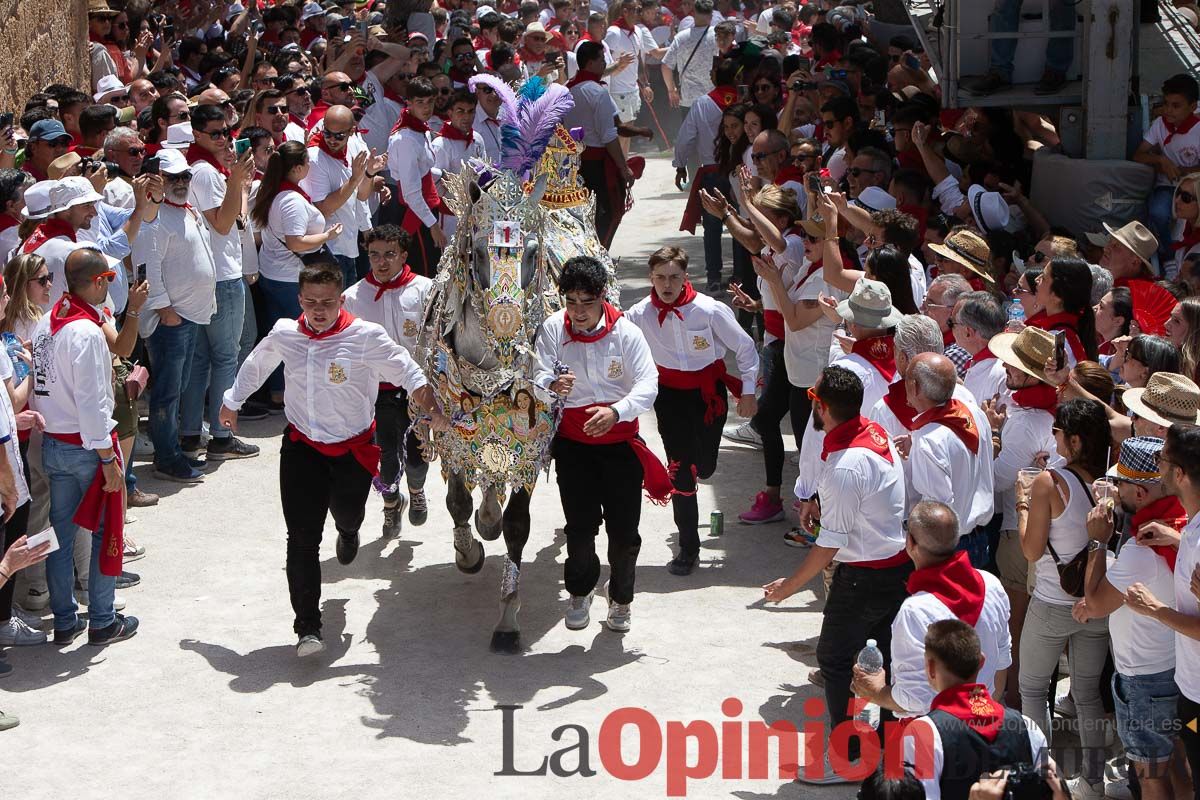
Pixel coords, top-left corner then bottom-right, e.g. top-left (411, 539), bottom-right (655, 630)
top-left (554, 436), bottom-right (643, 605)
top-left (406, 221), bottom-right (441, 278)
top-left (750, 341), bottom-right (812, 487)
top-left (730, 239), bottom-right (761, 337)
top-left (816, 559), bottom-right (914, 760)
top-left (580, 156), bottom-right (622, 249)
top-left (374, 387), bottom-right (429, 496)
top-left (654, 384), bottom-right (726, 557)
top-left (279, 431), bottom-right (373, 637)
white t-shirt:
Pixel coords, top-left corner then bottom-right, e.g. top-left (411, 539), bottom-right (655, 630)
top-left (1143, 114), bottom-right (1200, 187)
top-left (301, 138), bottom-right (371, 258)
top-left (604, 24), bottom-right (643, 94)
top-left (1175, 514), bottom-right (1200, 701)
top-left (1105, 541), bottom-right (1176, 676)
top-left (259, 190), bottom-right (326, 283)
top-left (188, 161), bottom-right (244, 283)
top-left (777, 244), bottom-right (842, 388)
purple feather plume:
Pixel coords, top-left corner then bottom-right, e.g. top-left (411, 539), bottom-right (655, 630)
top-left (499, 82), bottom-right (575, 177)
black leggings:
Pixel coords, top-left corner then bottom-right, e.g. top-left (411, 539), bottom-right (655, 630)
top-left (750, 341), bottom-right (813, 488)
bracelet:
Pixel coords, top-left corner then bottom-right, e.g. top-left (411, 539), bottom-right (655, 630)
top-left (722, 211), bottom-right (731, 221)
top-left (99, 454), bottom-right (117, 465)
top-left (126, 311), bottom-right (140, 318)
top-left (1015, 502), bottom-right (1029, 513)
top-left (0, 569), bottom-right (9, 582)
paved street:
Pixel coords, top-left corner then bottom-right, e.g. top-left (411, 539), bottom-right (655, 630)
top-left (2, 155), bottom-right (854, 800)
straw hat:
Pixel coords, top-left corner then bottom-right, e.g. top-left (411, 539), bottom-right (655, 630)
top-left (928, 228), bottom-right (994, 284)
top-left (989, 327), bottom-right (1057, 384)
top-left (87, 0), bottom-right (120, 16)
top-left (1101, 220), bottom-right (1158, 268)
top-left (1123, 373), bottom-right (1200, 428)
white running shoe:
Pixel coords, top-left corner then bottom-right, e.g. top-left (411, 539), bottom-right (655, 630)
top-left (296, 634), bottom-right (325, 658)
top-left (565, 592), bottom-right (594, 630)
top-left (724, 421), bottom-right (762, 447)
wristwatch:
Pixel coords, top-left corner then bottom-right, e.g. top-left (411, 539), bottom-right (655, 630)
top-left (1088, 540), bottom-right (1106, 552)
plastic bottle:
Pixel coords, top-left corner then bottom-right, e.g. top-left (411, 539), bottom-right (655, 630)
top-left (855, 639), bottom-right (884, 728)
top-left (1008, 298), bottom-right (1026, 326)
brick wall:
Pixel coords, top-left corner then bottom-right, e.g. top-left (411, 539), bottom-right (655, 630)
top-left (0, 0), bottom-right (89, 113)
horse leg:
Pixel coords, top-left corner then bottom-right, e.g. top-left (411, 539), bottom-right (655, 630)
top-left (447, 472), bottom-right (485, 574)
top-left (490, 488), bottom-right (531, 653)
top-left (475, 484), bottom-right (504, 541)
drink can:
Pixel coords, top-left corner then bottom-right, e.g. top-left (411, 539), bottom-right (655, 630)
top-left (710, 510), bottom-right (724, 536)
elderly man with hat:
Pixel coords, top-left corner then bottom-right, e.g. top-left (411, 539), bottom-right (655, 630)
top-left (1091, 220), bottom-right (1159, 289)
top-left (928, 227), bottom-right (994, 291)
top-left (23, 120), bottom-right (72, 183)
top-left (1073, 435), bottom-right (1187, 800)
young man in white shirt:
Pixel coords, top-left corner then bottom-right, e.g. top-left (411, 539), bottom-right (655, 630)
top-left (431, 89), bottom-right (488, 241)
top-left (534, 256), bottom-right (661, 634)
top-left (906, 353), bottom-right (995, 566)
top-left (625, 247), bottom-right (757, 575)
top-left (604, 0), bottom-right (651, 154)
top-left (141, 149), bottom-right (218, 484)
top-left (342, 226), bottom-right (434, 536)
top-left (32, 248), bottom-right (139, 647)
top-left (387, 77), bottom-right (448, 277)
top-left (219, 263), bottom-right (445, 658)
top-left (182, 104), bottom-right (261, 463)
top-left (765, 364), bottom-right (911, 782)
top-left (852, 501), bottom-right (1011, 721)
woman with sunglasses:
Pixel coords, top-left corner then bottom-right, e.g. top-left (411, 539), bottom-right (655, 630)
top-left (1027, 256), bottom-right (1100, 367)
top-left (1169, 175), bottom-right (1200, 285)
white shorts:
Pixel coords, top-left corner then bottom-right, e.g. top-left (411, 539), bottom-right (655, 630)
top-left (611, 90), bottom-right (642, 124)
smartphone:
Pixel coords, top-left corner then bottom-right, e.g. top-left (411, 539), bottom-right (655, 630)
top-left (234, 137), bottom-right (251, 157)
top-left (140, 155), bottom-right (160, 176)
top-left (1053, 330), bottom-right (1066, 371)
top-left (828, 68), bottom-right (848, 80)
top-left (806, 173), bottom-right (822, 193)
top-left (359, 18), bottom-right (369, 39)
top-left (136, 262), bottom-right (147, 285)
top-left (796, 56), bottom-right (813, 72)
top-left (737, 84), bottom-right (750, 102)
top-left (162, 23), bottom-right (175, 42)
top-left (0, 112), bottom-right (12, 131)
top-left (903, 52), bottom-right (921, 71)
top-left (341, 16), bottom-right (354, 33)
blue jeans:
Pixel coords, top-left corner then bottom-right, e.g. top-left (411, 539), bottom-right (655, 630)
top-left (700, 169), bottom-right (731, 285)
top-left (334, 255), bottom-right (358, 291)
top-left (955, 524), bottom-right (991, 569)
top-left (1113, 668), bottom-right (1179, 763)
top-left (1148, 185), bottom-right (1175, 272)
top-left (146, 319), bottom-right (198, 471)
top-left (239, 277), bottom-right (257, 368)
top-left (259, 276), bottom-right (300, 394)
top-left (989, 0), bottom-right (1076, 80)
top-left (181, 279), bottom-right (245, 442)
top-left (42, 436), bottom-right (117, 631)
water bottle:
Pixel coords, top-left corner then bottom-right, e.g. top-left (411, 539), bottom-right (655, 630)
top-left (1007, 298), bottom-right (1026, 331)
top-left (855, 639), bottom-right (884, 728)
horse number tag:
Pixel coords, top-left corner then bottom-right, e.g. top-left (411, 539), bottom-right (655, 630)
top-left (493, 220), bottom-right (521, 248)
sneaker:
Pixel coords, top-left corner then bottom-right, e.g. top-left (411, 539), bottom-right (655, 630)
top-left (336, 530), bottom-right (360, 565)
top-left (1055, 691), bottom-right (1076, 718)
top-left (238, 401), bottom-right (270, 421)
top-left (1066, 776), bottom-right (1105, 800)
top-left (0, 617), bottom-right (47, 646)
top-left (117, 570), bottom-right (140, 590)
top-left (605, 600), bottom-right (631, 632)
top-left (408, 489), bottom-right (428, 526)
top-left (738, 492), bottom-right (785, 524)
top-left (21, 587), bottom-right (49, 611)
top-left (53, 618), bottom-right (87, 645)
top-left (724, 421), bottom-right (762, 447)
top-left (206, 436), bottom-right (260, 460)
top-left (565, 591), bottom-right (594, 630)
top-left (382, 494), bottom-right (406, 538)
top-left (705, 280), bottom-right (723, 294)
top-left (133, 432), bottom-right (155, 458)
top-left (783, 528), bottom-right (814, 548)
top-left (12, 606), bottom-right (42, 630)
top-left (180, 435), bottom-right (203, 459)
top-left (667, 551), bottom-right (698, 576)
top-left (1035, 68), bottom-right (1067, 95)
top-left (153, 462), bottom-right (205, 483)
top-left (795, 753), bottom-right (851, 785)
top-left (87, 614), bottom-right (139, 646)
top-left (1104, 779), bottom-right (1133, 800)
top-left (123, 539), bottom-right (146, 562)
top-left (297, 633), bottom-right (324, 657)
top-left (959, 71), bottom-right (1011, 96)
top-left (0, 710), bottom-right (17, 730)
top-left (127, 488), bottom-right (159, 507)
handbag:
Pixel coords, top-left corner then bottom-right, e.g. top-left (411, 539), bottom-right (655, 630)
top-left (124, 363), bottom-right (150, 402)
top-left (1043, 468), bottom-right (1096, 598)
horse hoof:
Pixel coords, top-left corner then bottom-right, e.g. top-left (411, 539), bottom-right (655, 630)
top-left (475, 509), bottom-right (503, 542)
top-left (456, 538), bottom-right (485, 574)
top-left (490, 629), bottom-right (520, 653)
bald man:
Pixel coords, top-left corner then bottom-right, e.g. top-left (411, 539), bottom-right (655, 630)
top-left (196, 87), bottom-right (239, 130)
top-left (129, 79), bottom-right (159, 114)
top-left (308, 71), bottom-right (357, 131)
top-left (905, 352), bottom-right (995, 566)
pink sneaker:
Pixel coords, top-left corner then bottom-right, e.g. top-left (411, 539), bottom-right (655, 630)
top-left (738, 492), bottom-right (785, 524)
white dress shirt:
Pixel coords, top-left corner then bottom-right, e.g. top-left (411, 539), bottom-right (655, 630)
top-left (360, 70), bottom-right (404, 156)
top-left (138, 203), bottom-right (217, 337)
top-left (890, 571), bottom-right (1012, 716)
top-left (30, 308), bottom-right (116, 450)
top-left (1175, 514), bottom-right (1200, 701)
top-left (387, 126), bottom-right (441, 229)
top-left (1105, 542), bottom-right (1176, 676)
top-left (563, 80), bottom-right (619, 148)
top-left (910, 401), bottom-right (995, 534)
top-left (660, 24), bottom-right (716, 107)
top-left (473, 106), bottom-right (503, 164)
top-left (188, 160), bottom-right (245, 283)
top-left (993, 404), bottom-right (1064, 530)
top-left (283, 121), bottom-right (307, 143)
top-left (963, 353), bottom-right (1007, 407)
top-left (812, 432), bottom-right (907, 564)
top-left (302, 138), bottom-right (371, 258)
top-left (223, 316), bottom-right (428, 444)
top-left (341, 274), bottom-right (433, 355)
top-left (672, 94), bottom-right (722, 169)
top-left (624, 292), bottom-right (758, 389)
top-left (30, 236), bottom-right (120, 314)
top-left (533, 310), bottom-right (658, 423)
top-left (432, 129), bottom-right (488, 177)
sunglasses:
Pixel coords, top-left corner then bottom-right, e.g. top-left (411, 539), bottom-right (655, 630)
top-left (170, 110), bottom-right (192, 121)
top-left (803, 233), bottom-right (821, 243)
top-left (1178, 190), bottom-right (1197, 204)
top-left (1029, 250), bottom-right (1049, 264)
top-left (848, 167), bottom-right (881, 177)
top-left (95, 270), bottom-right (117, 284)
top-left (323, 81), bottom-right (354, 91)
top-left (477, 85), bottom-right (496, 95)
top-left (454, 52), bottom-right (475, 60)
top-left (807, 386), bottom-right (819, 402)
top-left (324, 128), bottom-right (356, 140)
top-left (750, 149), bottom-right (783, 162)
top-left (165, 172), bottom-right (193, 181)
top-left (34, 274), bottom-right (53, 287)
top-left (202, 127), bottom-right (232, 139)
top-left (265, 105), bottom-right (288, 115)
top-left (437, 87), bottom-right (453, 95)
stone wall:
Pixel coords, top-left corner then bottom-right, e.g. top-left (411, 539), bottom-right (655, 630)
top-left (0, 0), bottom-right (89, 114)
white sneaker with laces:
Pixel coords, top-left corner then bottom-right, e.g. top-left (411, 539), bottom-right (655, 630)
top-left (296, 634), bottom-right (325, 658)
top-left (1067, 776), bottom-right (1105, 800)
top-left (605, 601), bottom-right (631, 632)
top-left (724, 421), bottom-right (762, 447)
top-left (12, 605), bottom-right (42, 629)
top-left (565, 592), bottom-right (593, 630)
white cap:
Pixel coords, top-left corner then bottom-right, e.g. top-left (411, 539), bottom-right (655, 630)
top-left (21, 180), bottom-right (58, 220)
top-left (93, 74), bottom-right (127, 104)
top-left (300, 1), bottom-right (326, 21)
top-left (157, 148), bottom-right (191, 175)
top-left (967, 183), bottom-right (1011, 235)
top-left (476, 4), bottom-right (495, 18)
top-left (851, 186), bottom-right (897, 213)
top-left (162, 122), bottom-right (194, 149)
top-left (224, 2), bottom-right (246, 20)
top-left (47, 177), bottom-right (103, 215)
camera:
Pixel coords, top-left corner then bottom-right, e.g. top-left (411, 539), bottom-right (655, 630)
top-left (1001, 764), bottom-right (1054, 800)
top-left (791, 81), bottom-right (818, 91)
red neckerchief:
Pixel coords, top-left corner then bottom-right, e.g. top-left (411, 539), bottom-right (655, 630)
top-left (71, 145), bottom-right (99, 158)
top-left (448, 67), bottom-right (474, 85)
top-left (290, 112), bottom-right (307, 129)
top-left (1174, 225), bottom-right (1200, 252)
top-left (380, 83), bottom-right (405, 105)
top-left (913, 399), bottom-right (980, 455)
top-left (567, 69), bottom-right (606, 88)
top-left (814, 49), bottom-right (843, 69)
top-left (1012, 384), bottom-right (1058, 412)
top-left (23, 218), bottom-right (77, 254)
top-left (472, 34), bottom-right (490, 50)
top-left (907, 550), bottom-right (986, 625)
top-left (365, 266), bottom-right (416, 301)
top-left (309, 130), bottom-right (349, 166)
top-left (438, 123), bottom-right (473, 143)
top-left (930, 684), bottom-right (1005, 743)
top-left (969, 346), bottom-right (995, 368)
top-left (163, 199), bottom-right (191, 209)
top-left (578, 31), bottom-right (594, 42)
top-left (649, 281), bottom-right (697, 325)
top-left (49, 292), bottom-right (103, 335)
top-left (306, 101), bottom-right (331, 132)
top-left (850, 334), bottom-right (897, 382)
top-left (882, 379), bottom-right (918, 431)
top-left (821, 415), bottom-right (893, 463)
top-left (773, 162), bottom-right (806, 186)
top-left (707, 85), bottom-right (738, 111)
top-left (942, 328), bottom-right (956, 349)
top-left (517, 45), bottom-right (547, 64)
top-left (279, 180), bottom-right (312, 204)
top-left (0, 213), bottom-right (19, 232)
top-left (185, 143), bottom-right (230, 177)
top-left (298, 307), bottom-right (355, 340)
top-left (564, 303), bottom-right (622, 344)
top-left (1027, 310), bottom-right (1086, 362)
top-left (1164, 114), bottom-right (1200, 145)
top-left (1131, 495), bottom-right (1188, 572)
top-left (22, 163), bottom-right (48, 182)
top-left (391, 107), bottom-right (430, 136)
top-left (611, 17), bottom-right (636, 34)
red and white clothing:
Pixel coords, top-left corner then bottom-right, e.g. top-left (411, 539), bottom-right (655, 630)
top-left (963, 346), bottom-right (1007, 408)
top-left (1106, 528), bottom-right (1178, 676)
top-left (563, 77), bottom-right (619, 150)
top-left (1170, 219), bottom-right (1200, 282)
top-left (30, 297), bottom-right (116, 450)
top-left (1025, 310), bottom-right (1085, 368)
top-left (22, 222), bottom-right (110, 312)
top-left (387, 121), bottom-right (442, 231)
top-left (432, 126), bottom-right (488, 177)
top-left (187, 156), bottom-right (245, 284)
top-left (302, 135), bottom-right (372, 258)
top-left (672, 89), bottom-right (725, 170)
top-left (360, 70), bottom-right (405, 156)
top-left (341, 269), bottom-right (433, 355)
top-left (604, 21), bottom-right (643, 96)
top-left (910, 399), bottom-right (995, 534)
top-left (776, 251), bottom-right (843, 389)
top-left (1143, 114), bottom-right (1200, 188)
